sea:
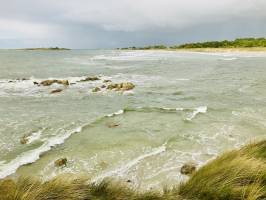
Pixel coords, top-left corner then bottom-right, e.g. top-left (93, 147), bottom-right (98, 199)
top-left (0, 49), bottom-right (265, 189)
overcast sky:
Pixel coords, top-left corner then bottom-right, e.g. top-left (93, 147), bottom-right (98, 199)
top-left (0, 0), bottom-right (266, 49)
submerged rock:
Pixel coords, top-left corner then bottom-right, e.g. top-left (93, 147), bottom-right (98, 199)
top-left (180, 162), bottom-right (197, 175)
top-left (103, 79), bottom-right (112, 83)
top-left (107, 82), bottom-right (135, 91)
top-left (50, 89), bottom-right (63, 94)
top-left (40, 79), bottom-right (69, 86)
top-left (79, 76), bottom-right (100, 82)
top-left (107, 123), bottom-right (120, 128)
top-left (54, 158), bottom-right (67, 167)
top-left (92, 87), bottom-right (101, 92)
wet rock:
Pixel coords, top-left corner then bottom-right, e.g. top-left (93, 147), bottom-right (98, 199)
top-left (50, 89), bottom-right (63, 94)
top-left (33, 81), bottom-right (39, 85)
top-left (103, 79), bottom-right (112, 83)
top-left (180, 162), bottom-right (197, 175)
top-left (40, 79), bottom-right (69, 86)
top-left (92, 87), bottom-right (101, 92)
top-left (126, 180), bottom-right (132, 183)
top-left (107, 82), bottom-right (135, 91)
top-left (107, 123), bottom-right (120, 128)
top-left (101, 85), bottom-right (106, 88)
top-left (20, 134), bottom-right (30, 144)
top-left (54, 158), bottom-right (67, 167)
top-left (120, 82), bottom-right (135, 91)
top-left (79, 76), bottom-right (100, 82)
top-left (16, 78), bottom-right (29, 81)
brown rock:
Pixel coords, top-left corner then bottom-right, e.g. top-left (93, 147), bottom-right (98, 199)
top-left (40, 80), bottom-right (69, 86)
top-left (54, 158), bottom-right (67, 167)
top-left (79, 76), bottom-right (100, 82)
top-left (180, 162), bottom-right (197, 175)
top-left (50, 89), bottom-right (63, 94)
top-left (107, 82), bottom-right (135, 91)
top-left (20, 134), bottom-right (30, 144)
top-left (107, 123), bottom-right (120, 128)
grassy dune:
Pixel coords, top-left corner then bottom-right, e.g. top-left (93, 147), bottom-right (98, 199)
top-left (1, 141), bottom-right (266, 200)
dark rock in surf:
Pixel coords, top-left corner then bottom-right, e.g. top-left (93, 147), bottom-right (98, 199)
top-left (107, 82), bottom-right (135, 91)
top-left (54, 158), bottom-right (67, 167)
top-left (180, 162), bottom-right (197, 175)
top-left (40, 80), bottom-right (69, 86)
top-left (50, 89), bottom-right (63, 94)
top-left (79, 76), bottom-right (100, 82)
top-left (20, 134), bottom-right (30, 144)
top-left (101, 85), bottom-right (106, 88)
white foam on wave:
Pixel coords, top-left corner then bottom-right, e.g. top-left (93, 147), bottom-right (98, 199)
top-left (106, 109), bottom-right (124, 117)
top-left (0, 126), bottom-right (82, 179)
top-left (92, 143), bottom-right (167, 183)
top-left (27, 129), bottom-right (44, 144)
top-left (186, 106), bottom-right (208, 121)
top-left (0, 109), bottom-right (127, 179)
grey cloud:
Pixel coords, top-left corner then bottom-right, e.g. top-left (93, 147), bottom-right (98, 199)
top-left (0, 0), bottom-right (265, 48)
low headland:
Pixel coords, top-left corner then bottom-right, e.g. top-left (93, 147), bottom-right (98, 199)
top-left (119, 38), bottom-right (266, 52)
top-left (20, 47), bottom-right (70, 51)
top-left (1, 140), bottom-right (266, 200)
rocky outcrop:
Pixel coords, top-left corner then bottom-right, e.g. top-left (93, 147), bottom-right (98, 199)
top-left (40, 80), bottom-right (69, 86)
top-left (50, 89), bottom-right (63, 94)
top-left (54, 158), bottom-right (67, 167)
top-left (180, 162), bottom-right (197, 175)
top-left (107, 82), bottom-right (135, 91)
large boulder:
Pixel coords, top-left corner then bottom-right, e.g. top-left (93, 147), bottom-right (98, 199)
top-left (54, 158), bottom-right (67, 167)
top-left (180, 162), bottom-right (197, 175)
top-left (40, 80), bottom-right (69, 86)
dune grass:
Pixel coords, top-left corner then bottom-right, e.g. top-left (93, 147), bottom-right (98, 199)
top-left (0, 141), bottom-right (266, 200)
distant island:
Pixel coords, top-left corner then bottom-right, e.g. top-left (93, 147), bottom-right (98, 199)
top-left (21, 47), bottom-right (70, 51)
top-left (119, 38), bottom-right (266, 51)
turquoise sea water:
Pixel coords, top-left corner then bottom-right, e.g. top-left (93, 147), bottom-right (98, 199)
top-left (0, 50), bottom-right (265, 189)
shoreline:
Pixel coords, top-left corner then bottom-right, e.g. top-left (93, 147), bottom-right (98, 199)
top-left (1, 140), bottom-right (266, 199)
top-left (120, 47), bottom-right (266, 53)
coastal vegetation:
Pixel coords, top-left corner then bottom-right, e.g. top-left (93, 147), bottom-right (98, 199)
top-left (1, 140), bottom-right (266, 200)
top-left (119, 38), bottom-right (266, 50)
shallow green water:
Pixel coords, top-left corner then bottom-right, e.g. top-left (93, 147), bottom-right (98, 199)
top-left (0, 50), bottom-right (265, 188)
